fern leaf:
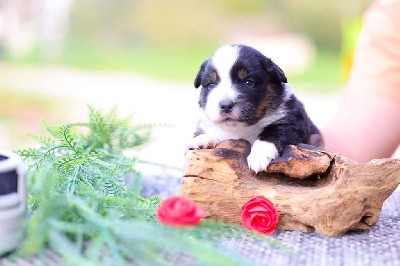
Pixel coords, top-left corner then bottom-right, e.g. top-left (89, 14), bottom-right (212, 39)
top-left (55, 152), bottom-right (109, 173)
top-left (29, 134), bottom-right (56, 145)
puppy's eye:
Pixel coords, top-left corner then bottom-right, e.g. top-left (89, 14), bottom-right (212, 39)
top-left (205, 83), bottom-right (216, 89)
top-left (245, 79), bottom-right (255, 87)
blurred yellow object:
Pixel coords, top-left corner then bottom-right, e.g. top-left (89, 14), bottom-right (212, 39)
top-left (341, 18), bottom-right (362, 81)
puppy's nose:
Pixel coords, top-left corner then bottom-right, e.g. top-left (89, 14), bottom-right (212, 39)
top-left (219, 99), bottom-right (235, 113)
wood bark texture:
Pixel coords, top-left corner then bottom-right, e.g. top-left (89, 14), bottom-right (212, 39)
top-left (181, 139), bottom-right (400, 237)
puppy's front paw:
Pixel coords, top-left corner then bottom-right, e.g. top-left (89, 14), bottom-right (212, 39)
top-left (187, 134), bottom-right (220, 150)
top-left (247, 140), bottom-right (279, 173)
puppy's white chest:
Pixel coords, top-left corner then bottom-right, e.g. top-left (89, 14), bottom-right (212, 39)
top-left (201, 120), bottom-right (262, 144)
top-left (199, 107), bottom-right (287, 145)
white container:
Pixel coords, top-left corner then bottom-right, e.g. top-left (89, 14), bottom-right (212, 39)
top-left (0, 151), bottom-right (27, 254)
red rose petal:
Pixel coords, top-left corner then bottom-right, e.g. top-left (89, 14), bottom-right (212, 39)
top-left (241, 196), bottom-right (279, 235)
top-left (156, 196), bottom-right (205, 226)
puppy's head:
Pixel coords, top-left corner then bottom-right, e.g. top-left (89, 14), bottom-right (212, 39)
top-left (194, 44), bottom-right (290, 126)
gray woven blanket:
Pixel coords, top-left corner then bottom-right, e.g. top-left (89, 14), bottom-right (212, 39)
top-left (222, 188), bottom-right (400, 265)
top-left (142, 172), bottom-right (400, 266)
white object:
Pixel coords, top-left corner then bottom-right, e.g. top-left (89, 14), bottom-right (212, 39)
top-left (0, 151), bottom-right (27, 254)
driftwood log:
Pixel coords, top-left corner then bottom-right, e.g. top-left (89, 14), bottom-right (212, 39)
top-left (181, 139), bottom-right (400, 237)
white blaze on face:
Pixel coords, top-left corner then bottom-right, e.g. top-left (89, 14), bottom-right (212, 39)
top-left (204, 45), bottom-right (240, 122)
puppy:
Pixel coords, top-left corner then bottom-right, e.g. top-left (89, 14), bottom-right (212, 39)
top-left (187, 44), bottom-right (323, 173)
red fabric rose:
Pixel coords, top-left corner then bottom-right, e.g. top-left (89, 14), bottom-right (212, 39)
top-left (241, 196), bottom-right (279, 235)
top-left (156, 196), bottom-right (205, 226)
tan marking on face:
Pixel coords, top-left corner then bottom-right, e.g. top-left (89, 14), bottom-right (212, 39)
top-left (256, 97), bottom-right (270, 119)
top-left (255, 85), bottom-right (274, 119)
top-left (238, 69), bottom-right (248, 80)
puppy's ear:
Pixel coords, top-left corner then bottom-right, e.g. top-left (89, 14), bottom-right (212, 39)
top-left (194, 60), bottom-right (207, 88)
top-left (262, 58), bottom-right (288, 84)
top-left (271, 62), bottom-right (287, 83)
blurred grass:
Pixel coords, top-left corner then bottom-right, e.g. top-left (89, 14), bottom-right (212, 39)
top-left (4, 41), bottom-right (343, 92)
top-left (5, 42), bottom-right (217, 82)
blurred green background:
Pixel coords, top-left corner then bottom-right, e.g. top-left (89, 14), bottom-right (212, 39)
top-left (0, 0), bottom-right (371, 149)
top-left (1, 0), bottom-right (371, 88)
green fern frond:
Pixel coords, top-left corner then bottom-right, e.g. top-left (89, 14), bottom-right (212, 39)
top-left (18, 145), bottom-right (66, 170)
top-left (19, 148), bottom-right (42, 160)
top-left (29, 135), bottom-right (56, 145)
top-left (85, 105), bottom-right (152, 152)
top-left (58, 124), bottom-right (80, 153)
top-left (55, 152), bottom-right (109, 172)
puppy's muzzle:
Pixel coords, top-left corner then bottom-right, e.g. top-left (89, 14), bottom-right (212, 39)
top-left (219, 99), bottom-right (235, 113)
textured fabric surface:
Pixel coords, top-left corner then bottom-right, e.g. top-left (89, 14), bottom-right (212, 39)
top-left (145, 174), bottom-right (400, 266)
top-left (222, 187), bottom-right (400, 265)
top-left (2, 171), bottom-right (399, 265)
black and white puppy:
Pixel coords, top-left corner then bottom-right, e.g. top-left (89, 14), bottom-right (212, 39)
top-left (188, 44), bottom-right (323, 173)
